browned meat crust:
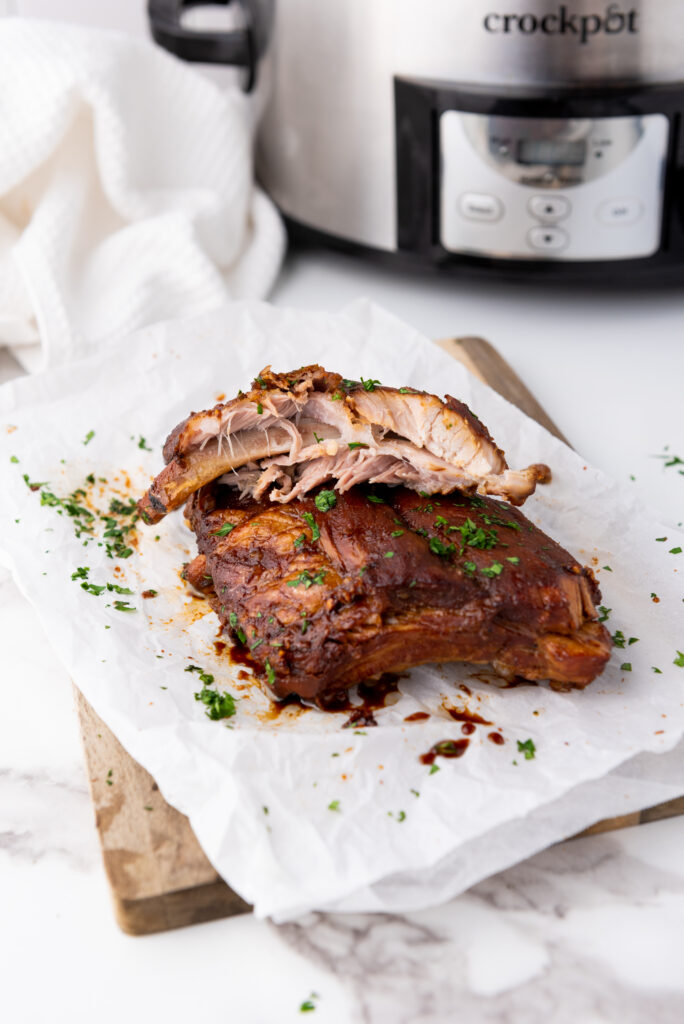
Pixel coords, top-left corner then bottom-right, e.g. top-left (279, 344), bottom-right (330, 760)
top-left (185, 483), bottom-right (611, 704)
top-left (139, 365), bottom-right (550, 524)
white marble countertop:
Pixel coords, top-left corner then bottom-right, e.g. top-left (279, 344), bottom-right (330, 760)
top-left (2, 244), bottom-right (684, 1023)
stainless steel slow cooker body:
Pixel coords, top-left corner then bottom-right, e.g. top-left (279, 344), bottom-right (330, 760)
top-left (149, 0), bottom-right (684, 280)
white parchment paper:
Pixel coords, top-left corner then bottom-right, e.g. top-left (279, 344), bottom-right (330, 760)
top-left (1, 301), bottom-right (683, 920)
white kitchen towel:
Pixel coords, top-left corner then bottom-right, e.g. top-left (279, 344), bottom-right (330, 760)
top-left (0, 17), bottom-right (286, 373)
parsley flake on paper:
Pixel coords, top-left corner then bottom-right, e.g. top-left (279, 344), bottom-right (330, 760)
top-left (194, 686), bottom-right (236, 721)
top-left (516, 738), bottom-right (536, 760)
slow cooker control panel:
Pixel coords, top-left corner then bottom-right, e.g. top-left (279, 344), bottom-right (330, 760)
top-left (440, 112), bottom-right (668, 261)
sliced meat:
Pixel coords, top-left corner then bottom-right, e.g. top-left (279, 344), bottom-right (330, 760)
top-left (186, 483), bottom-right (611, 705)
top-left (139, 365), bottom-right (549, 524)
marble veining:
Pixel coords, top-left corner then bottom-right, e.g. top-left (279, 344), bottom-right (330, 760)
top-left (275, 825), bottom-right (684, 1023)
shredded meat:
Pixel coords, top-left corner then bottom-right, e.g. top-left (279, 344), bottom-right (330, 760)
top-left (138, 365), bottom-right (550, 524)
top-left (184, 482), bottom-right (611, 705)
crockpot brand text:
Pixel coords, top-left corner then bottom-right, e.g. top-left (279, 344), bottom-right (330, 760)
top-left (483, 5), bottom-right (638, 44)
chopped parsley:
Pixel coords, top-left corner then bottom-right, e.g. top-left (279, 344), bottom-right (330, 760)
top-left (81, 582), bottom-right (106, 596)
top-left (516, 738), bottom-right (536, 760)
top-left (71, 566), bottom-right (89, 580)
top-left (674, 651), bottom-right (684, 668)
top-left (428, 764), bottom-right (440, 775)
top-left (367, 494), bottom-right (384, 504)
top-left (428, 536), bottom-right (454, 558)
top-left (185, 664), bottom-right (215, 686)
top-left (398, 387), bottom-right (412, 394)
top-left (113, 600), bottom-right (136, 612)
top-left (302, 511), bottom-right (320, 541)
top-left (652, 666), bottom-right (663, 674)
top-left (265, 660), bottom-right (276, 686)
top-left (137, 436), bottom-right (152, 451)
top-left (360, 377), bottom-right (380, 392)
top-left (481, 511), bottom-right (520, 531)
top-left (506, 556), bottom-right (520, 565)
top-left (627, 636), bottom-right (640, 646)
top-left (620, 662), bottom-right (632, 672)
top-left (82, 430), bottom-right (95, 446)
top-left (480, 562), bottom-right (503, 578)
top-left (10, 455), bottom-right (18, 463)
top-left (194, 686), bottom-right (236, 721)
top-left (602, 565), bottom-right (613, 572)
top-left (104, 582), bottom-right (133, 595)
top-left (294, 533), bottom-right (306, 549)
top-left (314, 490), bottom-right (336, 512)
top-left (396, 810), bottom-right (406, 822)
top-left (287, 569), bottom-right (326, 588)
top-left (656, 537), bottom-right (667, 542)
top-left (598, 606), bottom-right (611, 622)
top-left (391, 529), bottom-right (404, 538)
top-left (313, 431), bottom-right (323, 444)
top-left (256, 402), bottom-right (263, 415)
top-left (612, 630), bottom-right (626, 649)
top-left (453, 518), bottom-right (498, 552)
top-left (327, 799), bottom-right (340, 812)
top-left (299, 994), bottom-right (318, 1013)
top-left (212, 522), bottom-right (235, 536)
top-left (654, 450), bottom-right (684, 471)
top-left (23, 473), bottom-right (47, 491)
top-left (462, 561), bottom-right (477, 576)
top-left (227, 612), bottom-right (247, 644)
top-left (384, 550), bottom-right (395, 558)
top-left (347, 442), bottom-right (369, 450)
top-left (670, 547), bottom-right (682, 555)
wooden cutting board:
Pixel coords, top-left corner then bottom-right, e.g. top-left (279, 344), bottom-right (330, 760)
top-left (76, 335), bottom-right (684, 936)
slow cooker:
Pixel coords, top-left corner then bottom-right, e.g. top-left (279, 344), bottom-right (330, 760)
top-left (149, 0), bottom-right (684, 282)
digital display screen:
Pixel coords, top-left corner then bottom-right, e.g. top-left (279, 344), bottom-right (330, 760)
top-left (516, 139), bottom-right (586, 166)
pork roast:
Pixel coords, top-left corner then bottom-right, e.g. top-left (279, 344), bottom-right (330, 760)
top-left (183, 481), bottom-right (611, 705)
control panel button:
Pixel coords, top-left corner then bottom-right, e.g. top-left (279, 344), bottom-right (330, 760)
top-left (459, 193), bottom-right (503, 222)
top-left (597, 197), bottom-right (643, 226)
top-left (529, 195), bottom-right (570, 221)
top-left (527, 226), bottom-right (568, 252)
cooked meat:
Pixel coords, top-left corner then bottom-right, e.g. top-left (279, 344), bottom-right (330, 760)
top-left (185, 482), bottom-right (611, 705)
top-left (139, 365), bottom-right (550, 524)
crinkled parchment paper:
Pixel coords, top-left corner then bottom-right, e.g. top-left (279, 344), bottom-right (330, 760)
top-left (1, 301), bottom-right (683, 920)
